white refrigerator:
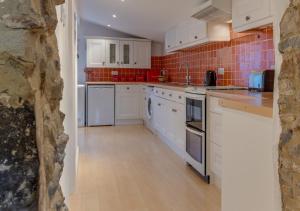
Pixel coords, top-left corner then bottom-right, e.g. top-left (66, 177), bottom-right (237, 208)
top-left (87, 85), bottom-right (115, 126)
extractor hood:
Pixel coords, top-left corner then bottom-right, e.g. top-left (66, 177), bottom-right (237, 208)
top-left (192, 0), bottom-right (232, 22)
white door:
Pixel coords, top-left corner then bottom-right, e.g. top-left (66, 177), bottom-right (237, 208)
top-left (133, 41), bottom-right (151, 69)
top-left (120, 40), bottom-right (134, 68)
top-left (189, 20), bottom-right (207, 43)
top-left (87, 39), bottom-right (106, 67)
top-left (106, 39), bottom-right (120, 68)
top-left (232, 0), bottom-right (271, 29)
top-left (165, 27), bottom-right (176, 50)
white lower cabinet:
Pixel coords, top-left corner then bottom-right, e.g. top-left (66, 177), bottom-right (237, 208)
top-left (153, 88), bottom-right (186, 157)
top-left (115, 85), bottom-right (142, 123)
top-left (207, 96), bottom-right (223, 189)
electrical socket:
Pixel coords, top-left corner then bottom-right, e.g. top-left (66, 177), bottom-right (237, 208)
top-left (111, 71), bottom-right (119, 76)
top-left (218, 68), bottom-right (225, 75)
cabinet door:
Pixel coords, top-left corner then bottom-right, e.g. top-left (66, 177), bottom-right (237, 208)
top-left (189, 20), bottom-right (207, 43)
top-left (165, 27), bottom-right (177, 50)
top-left (105, 39), bottom-right (120, 68)
top-left (232, 0), bottom-right (271, 30)
top-left (133, 41), bottom-right (151, 69)
top-left (120, 40), bottom-right (134, 68)
top-left (116, 85), bottom-right (141, 120)
top-left (169, 103), bottom-right (186, 151)
top-left (86, 39), bottom-right (106, 67)
top-left (176, 22), bottom-right (190, 46)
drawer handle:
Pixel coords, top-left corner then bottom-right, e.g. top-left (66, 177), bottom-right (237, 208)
top-left (245, 16), bottom-right (251, 21)
top-left (172, 109), bottom-right (177, 113)
top-left (194, 36), bottom-right (198, 39)
top-left (162, 92), bottom-right (165, 95)
top-left (178, 96), bottom-right (182, 99)
top-left (169, 94), bottom-right (172, 97)
top-left (179, 41), bottom-right (182, 44)
top-left (126, 87), bottom-right (130, 90)
top-left (158, 103), bottom-right (161, 106)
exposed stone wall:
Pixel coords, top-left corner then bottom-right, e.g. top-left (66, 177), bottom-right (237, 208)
top-left (278, 0), bottom-right (300, 210)
top-left (0, 0), bottom-right (68, 210)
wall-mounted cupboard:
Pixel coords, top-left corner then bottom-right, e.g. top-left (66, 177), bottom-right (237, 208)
top-left (232, 0), bottom-right (273, 32)
top-left (87, 38), bottom-right (151, 69)
top-left (165, 19), bottom-right (230, 53)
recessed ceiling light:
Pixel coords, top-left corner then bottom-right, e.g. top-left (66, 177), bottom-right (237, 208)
top-left (121, 0), bottom-right (125, 2)
top-left (112, 14), bottom-right (117, 18)
top-left (107, 24), bottom-right (111, 27)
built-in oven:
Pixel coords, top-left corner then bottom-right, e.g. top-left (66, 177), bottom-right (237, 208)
top-left (186, 93), bottom-right (206, 132)
top-left (185, 92), bottom-right (209, 183)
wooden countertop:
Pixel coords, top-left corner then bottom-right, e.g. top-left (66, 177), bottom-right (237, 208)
top-left (207, 90), bottom-right (274, 118)
top-left (85, 81), bottom-right (187, 92)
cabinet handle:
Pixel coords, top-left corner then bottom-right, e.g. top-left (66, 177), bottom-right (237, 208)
top-left (144, 97), bottom-right (147, 101)
top-left (102, 61), bottom-right (105, 65)
top-left (162, 92), bottom-right (165, 95)
top-left (178, 96), bottom-right (182, 99)
top-left (117, 61), bottom-right (120, 65)
top-left (179, 41), bottom-right (182, 44)
top-left (134, 62), bottom-right (137, 65)
top-left (126, 87), bottom-right (130, 90)
top-left (168, 45), bottom-right (170, 48)
top-left (156, 90), bottom-right (158, 93)
top-left (194, 36), bottom-right (198, 39)
top-left (245, 16), bottom-right (251, 21)
top-left (169, 94), bottom-right (172, 97)
top-left (172, 109), bottom-right (177, 113)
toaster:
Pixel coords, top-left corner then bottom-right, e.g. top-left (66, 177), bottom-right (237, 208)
top-left (248, 70), bottom-right (275, 92)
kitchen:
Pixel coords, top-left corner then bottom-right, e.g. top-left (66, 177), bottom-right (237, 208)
top-left (73, 0), bottom-right (282, 210)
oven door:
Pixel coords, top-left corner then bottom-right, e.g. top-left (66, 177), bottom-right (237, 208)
top-left (185, 127), bottom-right (206, 176)
top-left (186, 93), bottom-right (206, 132)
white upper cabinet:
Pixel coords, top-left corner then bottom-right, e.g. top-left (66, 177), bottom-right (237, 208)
top-left (176, 22), bottom-right (190, 46)
top-left (165, 28), bottom-right (177, 50)
top-left (120, 40), bottom-right (134, 68)
top-left (86, 38), bottom-right (151, 69)
top-left (188, 19), bottom-right (207, 43)
top-left (133, 41), bottom-right (151, 69)
top-left (86, 39), bottom-right (106, 67)
top-left (232, 0), bottom-right (273, 32)
top-left (165, 19), bottom-right (230, 53)
top-left (105, 39), bottom-right (120, 68)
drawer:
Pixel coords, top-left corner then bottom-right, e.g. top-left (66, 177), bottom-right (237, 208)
top-left (116, 85), bottom-right (140, 94)
top-left (173, 91), bottom-right (185, 104)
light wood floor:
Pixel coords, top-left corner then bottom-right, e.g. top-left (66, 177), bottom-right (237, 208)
top-left (69, 125), bottom-right (221, 211)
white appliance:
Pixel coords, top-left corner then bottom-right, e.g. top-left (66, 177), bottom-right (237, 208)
top-left (78, 84), bottom-right (85, 127)
top-left (192, 0), bottom-right (232, 22)
top-left (144, 86), bottom-right (155, 133)
top-left (87, 85), bottom-right (115, 126)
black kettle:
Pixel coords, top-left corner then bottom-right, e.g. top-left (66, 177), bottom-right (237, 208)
top-left (204, 70), bottom-right (217, 86)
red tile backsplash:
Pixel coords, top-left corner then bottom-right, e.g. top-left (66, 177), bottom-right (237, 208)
top-left (86, 27), bottom-right (274, 87)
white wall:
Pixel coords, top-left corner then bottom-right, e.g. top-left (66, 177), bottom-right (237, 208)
top-left (272, 0), bottom-right (289, 210)
top-left (56, 0), bottom-right (78, 206)
top-left (77, 19), bottom-right (139, 83)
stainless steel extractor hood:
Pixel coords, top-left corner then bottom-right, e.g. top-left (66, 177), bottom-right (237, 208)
top-left (192, 0), bottom-right (232, 22)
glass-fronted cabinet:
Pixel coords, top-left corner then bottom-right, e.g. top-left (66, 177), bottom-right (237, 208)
top-left (120, 41), bottom-right (134, 67)
top-left (105, 40), bottom-right (120, 67)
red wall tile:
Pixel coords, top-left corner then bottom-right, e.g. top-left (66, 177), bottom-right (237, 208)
top-left (86, 27), bottom-right (275, 87)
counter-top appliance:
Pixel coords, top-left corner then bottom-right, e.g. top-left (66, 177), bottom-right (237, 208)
top-left (87, 85), bottom-right (115, 126)
top-left (204, 70), bottom-right (217, 86)
top-left (248, 70), bottom-right (275, 92)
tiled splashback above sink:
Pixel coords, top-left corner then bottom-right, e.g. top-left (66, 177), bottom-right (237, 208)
top-left (86, 27), bottom-right (274, 87)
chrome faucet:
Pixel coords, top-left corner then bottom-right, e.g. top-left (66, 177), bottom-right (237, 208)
top-left (179, 63), bottom-right (192, 86)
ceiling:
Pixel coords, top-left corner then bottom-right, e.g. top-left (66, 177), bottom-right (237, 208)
top-left (76, 0), bottom-right (205, 42)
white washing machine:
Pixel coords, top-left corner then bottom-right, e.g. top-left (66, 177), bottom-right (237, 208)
top-left (144, 86), bottom-right (155, 133)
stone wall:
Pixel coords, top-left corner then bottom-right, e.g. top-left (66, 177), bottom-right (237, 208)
top-left (278, 0), bottom-right (300, 210)
top-left (0, 0), bottom-right (68, 210)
